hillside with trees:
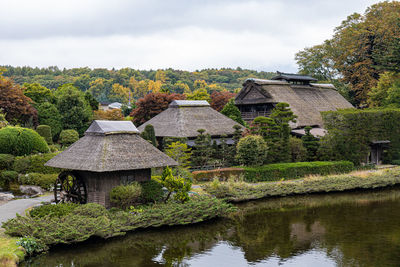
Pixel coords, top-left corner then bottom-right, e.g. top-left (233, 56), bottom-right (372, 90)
top-left (1, 66), bottom-right (274, 103)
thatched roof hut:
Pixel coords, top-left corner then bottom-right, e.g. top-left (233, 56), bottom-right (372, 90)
top-left (46, 120), bottom-right (177, 172)
top-left (235, 76), bottom-right (353, 128)
top-left (46, 120), bottom-right (177, 207)
top-left (138, 100), bottom-right (244, 139)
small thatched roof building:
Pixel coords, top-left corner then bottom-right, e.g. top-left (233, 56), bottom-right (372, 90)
top-left (46, 120), bottom-right (177, 207)
top-left (138, 100), bottom-right (244, 143)
top-left (235, 73), bottom-right (354, 135)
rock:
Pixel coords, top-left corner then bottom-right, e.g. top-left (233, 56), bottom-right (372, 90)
top-left (0, 192), bottom-right (14, 201)
top-left (19, 185), bottom-right (45, 197)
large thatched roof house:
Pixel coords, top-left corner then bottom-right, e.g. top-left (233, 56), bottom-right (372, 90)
top-left (235, 72), bottom-right (353, 137)
top-left (46, 120), bottom-right (177, 207)
top-left (138, 100), bottom-right (245, 146)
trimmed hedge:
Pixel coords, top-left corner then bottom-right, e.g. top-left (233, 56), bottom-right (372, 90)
top-left (0, 154), bottom-right (15, 170)
top-left (243, 161), bottom-right (354, 182)
top-left (0, 126), bottom-right (49, 156)
top-left (192, 168), bottom-right (244, 182)
top-left (13, 153), bottom-right (60, 174)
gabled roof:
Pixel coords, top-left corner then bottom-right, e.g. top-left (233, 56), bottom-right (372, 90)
top-left (45, 120), bottom-right (177, 172)
top-left (86, 120), bottom-right (139, 135)
top-left (271, 72), bottom-right (317, 83)
top-left (235, 78), bottom-right (354, 128)
top-left (138, 100), bottom-right (245, 138)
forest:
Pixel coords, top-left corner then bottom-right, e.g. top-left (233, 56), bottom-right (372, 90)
top-left (0, 66), bottom-right (274, 103)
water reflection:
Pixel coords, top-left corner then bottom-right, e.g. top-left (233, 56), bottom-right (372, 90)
top-left (23, 188), bottom-right (400, 267)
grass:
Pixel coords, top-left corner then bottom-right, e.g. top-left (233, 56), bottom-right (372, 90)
top-left (0, 229), bottom-right (25, 267)
top-left (203, 167), bottom-right (400, 202)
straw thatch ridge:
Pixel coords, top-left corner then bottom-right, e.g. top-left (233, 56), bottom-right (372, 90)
top-left (138, 100), bottom-right (245, 138)
top-left (235, 78), bottom-right (353, 127)
top-left (46, 120), bottom-right (177, 172)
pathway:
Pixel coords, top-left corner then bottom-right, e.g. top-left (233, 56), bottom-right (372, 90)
top-left (0, 195), bottom-right (53, 224)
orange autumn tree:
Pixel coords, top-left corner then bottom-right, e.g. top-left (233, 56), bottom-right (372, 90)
top-left (0, 74), bottom-right (38, 125)
top-left (210, 91), bottom-right (236, 111)
top-left (130, 93), bottom-right (186, 125)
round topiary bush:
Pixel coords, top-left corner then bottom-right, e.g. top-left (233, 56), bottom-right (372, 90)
top-left (59, 129), bottom-right (79, 147)
top-left (0, 126), bottom-right (49, 156)
top-left (0, 154), bottom-right (15, 170)
top-left (236, 135), bottom-right (267, 166)
top-left (36, 125), bottom-right (53, 145)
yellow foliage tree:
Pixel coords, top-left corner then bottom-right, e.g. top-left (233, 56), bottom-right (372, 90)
top-left (109, 83), bottom-right (130, 104)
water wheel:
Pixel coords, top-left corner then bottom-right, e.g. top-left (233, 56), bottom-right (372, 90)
top-left (54, 171), bottom-right (87, 204)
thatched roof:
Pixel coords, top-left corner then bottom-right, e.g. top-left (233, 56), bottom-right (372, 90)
top-left (271, 72), bottom-right (318, 83)
top-left (138, 100), bottom-right (245, 138)
top-left (235, 78), bottom-right (354, 128)
top-left (45, 120), bottom-right (177, 172)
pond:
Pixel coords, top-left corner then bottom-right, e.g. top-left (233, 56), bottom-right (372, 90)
top-left (23, 188), bottom-right (400, 267)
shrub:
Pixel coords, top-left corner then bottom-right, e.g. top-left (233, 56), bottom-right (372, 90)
top-left (0, 171), bottom-right (18, 190)
top-left (16, 237), bottom-right (45, 256)
top-left (192, 168), bottom-right (244, 182)
top-left (48, 144), bottom-right (60, 153)
top-left (29, 203), bottom-right (79, 218)
top-left (140, 180), bottom-right (164, 203)
top-left (392, 159), bottom-right (400, 165)
top-left (243, 161), bottom-right (354, 182)
top-left (236, 135), bottom-right (267, 166)
top-left (13, 153), bottom-right (59, 174)
top-left (59, 129), bottom-right (79, 147)
top-left (36, 125), bottom-right (53, 145)
top-left (0, 154), bottom-right (14, 170)
top-left (289, 137), bottom-right (307, 162)
top-left (19, 173), bottom-right (58, 191)
top-left (155, 167), bottom-right (192, 203)
top-left (110, 183), bottom-right (142, 209)
top-left (0, 126), bottom-right (49, 156)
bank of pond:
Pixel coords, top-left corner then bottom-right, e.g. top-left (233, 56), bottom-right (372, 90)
top-left (1, 167), bottom-right (400, 266)
top-left (14, 185), bottom-right (400, 267)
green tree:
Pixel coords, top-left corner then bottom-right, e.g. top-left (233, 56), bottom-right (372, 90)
top-left (368, 72), bottom-right (400, 108)
top-left (36, 102), bottom-right (63, 139)
top-left (155, 167), bottom-right (191, 203)
top-left (295, 1), bottom-right (400, 105)
top-left (289, 137), bottom-right (307, 162)
top-left (165, 141), bottom-right (192, 169)
top-left (55, 84), bottom-right (92, 136)
top-left (187, 88), bottom-right (211, 102)
top-left (301, 127), bottom-right (320, 161)
top-left (84, 91), bottom-right (99, 111)
top-left (23, 83), bottom-right (55, 105)
top-left (236, 135), bottom-right (267, 166)
top-left (220, 99), bottom-right (246, 126)
top-left (192, 129), bottom-right (212, 168)
top-left (141, 124), bottom-right (157, 147)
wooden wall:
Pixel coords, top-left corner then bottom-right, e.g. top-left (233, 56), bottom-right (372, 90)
top-left (77, 169), bottom-right (151, 208)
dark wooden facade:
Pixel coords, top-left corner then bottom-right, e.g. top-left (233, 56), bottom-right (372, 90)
top-left (76, 169), bottom-right (151, 208)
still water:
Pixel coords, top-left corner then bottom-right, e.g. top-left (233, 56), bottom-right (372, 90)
top-left (23, 188), bottom-right (400, 267)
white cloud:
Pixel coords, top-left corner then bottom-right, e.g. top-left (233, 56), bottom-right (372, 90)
top-left (0, 0), bottom-right (382, 71)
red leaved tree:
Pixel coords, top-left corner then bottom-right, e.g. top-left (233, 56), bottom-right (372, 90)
top-left (130, 93), bottom-right (186, 125)
top-left (0, 76), bottom-right (38, 125)
top-left (210, 91), bottom-right (236, 111)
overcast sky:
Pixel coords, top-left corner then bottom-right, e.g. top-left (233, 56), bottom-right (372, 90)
top-left (0, 0), bottom-right (382, 72)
